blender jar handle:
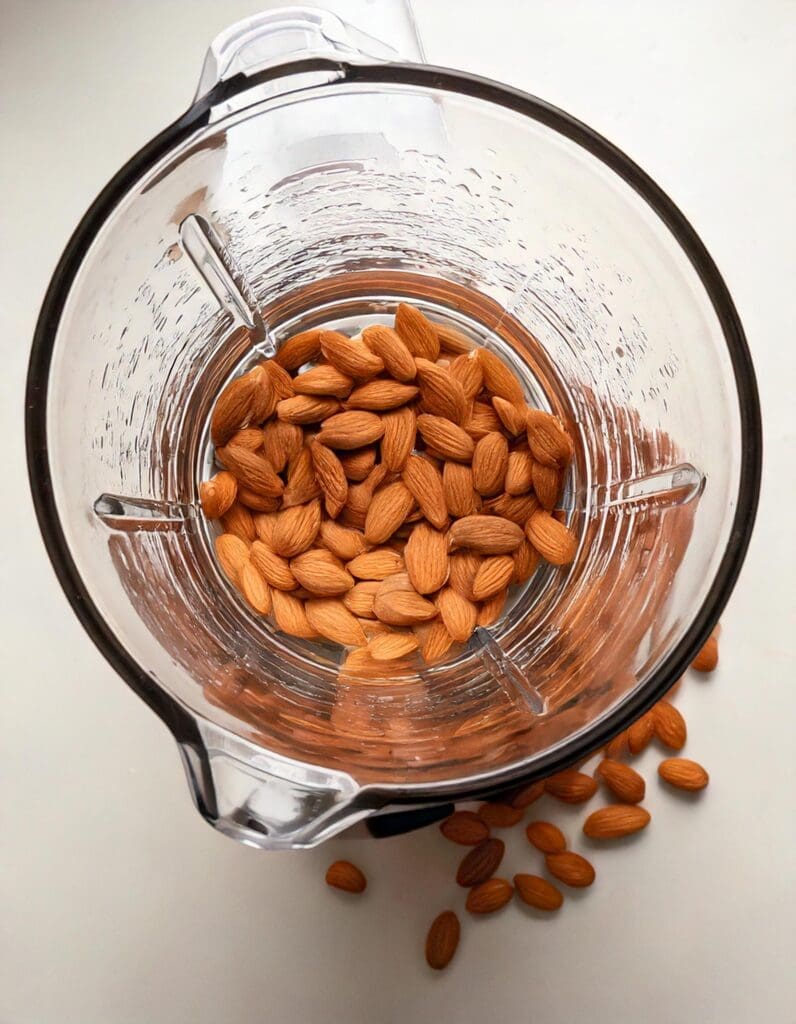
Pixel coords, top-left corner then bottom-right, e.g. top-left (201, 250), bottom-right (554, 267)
top-left (194, 1), bottom-right (426, 101)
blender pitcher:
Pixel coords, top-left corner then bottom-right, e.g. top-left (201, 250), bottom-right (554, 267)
top-left (26, 1), bottom-right (761, 848)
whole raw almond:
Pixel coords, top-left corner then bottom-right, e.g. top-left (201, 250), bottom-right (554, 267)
top-left (347, 548), bottom-right (405, 580)
top-left (440, 811), bottom-right (490, 846)
top-left (487, 492), bottom-right (539, 526)
top-left (309, 441), bottom-right (348, 518)
top-left (478, 348), bottom-right (524, 403)
top-left (477, 588), bottom-right (507, 626)
top-left (325, 860), bottom-right (367, 893)
top-left (436, 322), bottom-right (473, 355)
top-left (404, 523), bottom-right (449, 594)
top-left (525, 820), bottom-right (567, 854)
top-left (544, 770), bottom-right (598, 804)
top-left (492, 397), bottom-right (528, 437)
top-left (237, 489), bottom-right (281, 513)
top-left (465, 401), bottom-right (504, 440)
top-left (250, 540), bottom-right (297, 591)
top-left (466, 878), bottom-right (513, 914)
top-left (415, 358), bottom-right (468, 423)
top-left (596, 760), bottom-right (646, 804)
top-left (627, 711), bottom-right (655, 754)
top-left (514, 874), bottom-right (563, 911)
top-left (282, 447), bottom-right (321, 508)
top-left (449, 515), bottom-right (525, 554)
top-left (364, 482), bottom-right (415, 544)
top-left (319, 519), bottom-right (370, 561)
top-left (239, 560), bottom-right (272, 614)
top-left (526, 408), bottom-right (573, 468)
top-left (261, 360), bottom-right (294, 405)
top-left (395, 302), bottom-right (440, 360)
top-left (472, 555), bottom-right (514, 601)
top-left (478, 803), bottom-right (523, 828)
top-left (221, 501), bottom-right (257, 543)
top-left (653, 700), bottom-right (687, 750)
top-left (525, 509), bottom-right (577, 565)
top-left (381, 407), bottom-right (417, 471)
top-left (604, 730), bottom-right (630, 760)
top-left (658, 757), bottom-right (709, 791)
top-left (217, 445), bottom-right (284, 498)
top-left (366, 631), bottom-right (419, 661)
top-left (361, 324), bottom-right (417, 381)
top-left (305, 598), bottom-right (366, 645)
top-left (373, 589), bottom-right (438, 626)
top-left (448, 551), bottom-right (481, 601)
top-left (275, 328), bottom-right (322, 370)
top-left (414, 619), bottom-right (455, 663)
top-left (512, 539), bottom-right (539, 584)
top-left (211, 371), bottom-right (268, 446)
top-left (584, 804), bottom-right (652, 840)
top-left (532, 461), bottom-right (561, 510)
top-left (401, 455), bottom-right (448, 529)
top-left (545, 851), bottom-right (595, 888)
top-left (276, 395), bottom-right (341, 424)
top-left (272, 500), bottom-right (322, 558)
top-left (215, 533), bottom-right (250, 582)
top-left (271, 589), bottom-right (317, 638)
top-left (292, 363), bottom-right (354, 398)
top-left (339, 446), bottom-right (377, 481)
top-left (691, 632), bottom-right (719, 672)
top-left (456, 838), bottom-right (505, 887)
top-left (260, 420), bottom-right (303, 473)
top-left (443, 462), bottom-right (480, 517)
top-left (435, 586), bottom-right (477, 643)
top-left (346, 379), bottom-right (419, 411)
top-left (510, 781), bottom-right (545, 809)
top-left (416, 414), bottom-right (475, 462)
top-left (472, 432), bottom-right (509, 497)
top-left (228, 426), bottom-right (264, 451)
top-left (504, 450), bottom-right (534, 496)
top-left (320, 330), bottom-right (384, 379)
top-left (291, 549), bottom-right (354, 596)
top-left (448, 352), bottom-right (483, 399)
top-left (253, 511), bottom-right (279, 546)
top-left (342, 581), bottom-right (380, 618)
top-left (316, 410), bottom-right (385, 449)
top-left (425, 910), bottom-right (460, 970)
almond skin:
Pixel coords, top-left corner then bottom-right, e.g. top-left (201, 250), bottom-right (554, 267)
top-left (258, 420), bottom-right (301, 473)
top-left (504, 450), bottom-right (534, 496)
top-left (440, 811), bottom-right (491, 846)
top-left (404, 523), bottom-right (449, 594)
top-left (239, 560), bottom-right (272, 614)
top-left (415, 358), bottom-right (468, 423)
top-left (448, 550), bottom-right (481, 601)
top-left (215, 533), bottom-right (250, 582)
top-left (305, 598), bottom-right (366, 645)
top-left (477, 803), bottom-right (523, 828)
top-left (292, 364), bottom-right (354, 398)
top-left (276, 395), bottom-right (341, 424)
top-left (472, 432), bottom-right (509, 496)
top-left (320, 330), bottom-right (384, 379)
top-left (271, 589), bottom-right (317, 638)
top-left (472, 555), bottom-right (514, 601)
top-left (361, 324), bottom-right (417, 381)
top-left (436, 586), bottom-right (478, 642)
top-left (514, 874), bottom-right (563, 911)
top-left (478, 348), bottom-right (524, 403)
top-left (465, 401), bottom-right (504, 440)
top-left (347, 548), bottom-right (405, 580)
top-left (512, 539), bottom-right (539, 583)
top-left (448, 352), bottom-right (483, 399)
top-left (456, 838), bottom-right (505, 887)
top-left (253, 511), bottom-right (279, 546)
top-left (545, 852), bottom-right (595, 888)
top-left (346, 379), bottom-right (419, 411)
top-left (414, 619), bottom-right (455, 663)
top-left (492, 397), bottom-right (528, 436)
top-left (319, 520), bottom-right (370, 562)
top-left (220, 501), bottom-right (257, 543)
top-left (275, 328), bottom-right (322, 370)
top-left (531, 462), bottom-right (561, 510)
top-left (282, 447), bottom-right (321, 508)
top-left (309, 441), bottom-right (348, 519)
top-left (227, 426), bottom-right (265, 451)
top-left (339, 447), bottom-right (377, 482)
top-left (325, 860), bottom-right (367, 893)
top-left (217, 445), bottom-right (284, 498)
top-left (261, 360), bottom-right (295, 405)
top-left (691, 632), bottom-right (719, 672)
top-left (627, 711), bottom-right (656, 754)
top-left (583, 804), bottom-right (651, 840)
top-left (416, 414), bottom-right (475, 462)
top-left (443, 462), bottom-right (480, 517)
top-left (525, 509), bottom-right (577, 565)
top-left (465, 878), bottom-right (513, 915)
top-left (211, 371), bottom-right (268, 446)
top-left (653, 700), bottom-right (687, 750)
top-left (342, 581), bottom-right (381, 618)
top-left (291, 549), bottom-right (354, 596)
top-left (525, 820), bottom-right (567, 854)
top-left (477, 588), bottom-right (507, 626)
top-left (436, 322), bottom-right (473, 354)
top-left (381, 407), bottom-right (416, 471)
top-left (526, 408), bottom-right (573, 468)
top-left (544, 770), bottom-right (598, 804)
top-left (236, 489), bottom-right (281, 513)
top-left (425, 911), bottom-right (460, 970)
top-left (449, 515), bottom-right (525, 554)
top-left (395, 302), bottom-right (440, 360)
top-left (271, 500), bottom-right (322, 558)
top-left (487, 492), bottom-right (539, 526)
top-left (250, 540), bottom-right (297, 591)
top-left (200, 471), bottom-right (238, 519)
top-left (316, 410), bottom-right (385, 449)
top-left (366, 631), bottom-right (419, 661)
top-left (401, 455), bottom-right (448, 530)
top-left (658, 758), bottom-right (710, 791)
top-left (373, 589), bottom-right (438, 626)
top-left (596, 759), bottom-right (646, 803)
top-left (364, 482), bottom-right (415, 544)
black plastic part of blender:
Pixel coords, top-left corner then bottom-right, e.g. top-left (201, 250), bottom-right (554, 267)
top-left (25, 58), bottom-right (763, 835)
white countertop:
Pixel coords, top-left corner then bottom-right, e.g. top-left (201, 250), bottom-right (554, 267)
top-left (1, 2), bottom-right (793, 1021)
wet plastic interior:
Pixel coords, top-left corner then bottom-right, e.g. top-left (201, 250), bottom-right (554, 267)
top-left (45, 77), bottom-right (741, 787)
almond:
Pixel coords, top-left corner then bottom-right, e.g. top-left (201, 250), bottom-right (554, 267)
top-left (415, 358), bottom-right (468, 423)
top-left (275, 328), bottom-right (322, 370)
top-left (604, 730), bottom-right (630, 760)
top-left (271, 589), bottom-right (317, 638)
top-left (261, 360), bottom-right (295, 404)
top-left (361, 325), bottom-right (417, 381)
top-left (545, 851), bottom-right (595, 888)
top-left (309, 441), bottom-right (348, 518)
top-left (456, 838), bottom-right (505, 886)
top-left (342, 581), bottom-right (380, 618)
top-left (319, 520), bottom-right (369, 561)
top-left (449, 515), bottom-right (524, 554)
top-left (435, 586), bottom-right (477, 642)
top-left (477, 588), bottom-right (508, 626)
top-left (414, 619), bottom-right (455, 663)
top-left (478, 802), bottom-right (523, 828)
top-left (364, 482), bottom-right (415, 543)
top-left (465, 400), bottom-right (504, 440)
top-left (627, 711), bottom-right (655, 754)
top-left (466, 878), bottom-right (513, 914)
top-left (347, 548), bottom-right (404, 580)
top-left (292, 363), bottom-right (354, 398)
top-left (320, 330), bottom-right (384, 379)
top-left (658, 757), bottom-right (709, 791)
top-left (583, 804), bottom-right (651, 840)
top-left (260, 420), bottom-right (302, 473)
top-left (595, 760), bottom-right (646, 804)
top-left (492, 397), bottom-right (528, 436)
top-left (253, 511), bottom-right (279, 546)
top-left (404, 523), bottom-right (449, 594)
top-left (544, 770), bottom-right (598, 804)
top-left (513, 874), bottom-right (563, 911)
top-left (436, 322), bottom-right (473, 355)
top-left (691, 632), bottom-right (719, 672)
top-left (228, 426), bottom-right (264, 451)
top-left (440, 811), bottom-right (490, 846)
top-left (325, 860), bottom-right (367, 893)
top-left (276, 395), bottom-right (341, 424)
top-left (653, 700), bottom-right (687, 750)
top-left (239, 560), bottom-right (271, 614)
top-left (416, 414), bottom-right (475, 462)
top-left (305, 598), bottom-right (366, 645)
top-left (510, 781), bottom-right (545, 809)
top-left (425, 911), bottom-right (460, 970)
top-left (316, 410), bottom-right (385, 448)
top-left (395, 302), bottom-right (440, 360)
top-left (346, 379), bottom-right (419, 410)
top-left (236, 489), bottom-right (281, 513)
top-left (215, 533), bottom-right (250, 582)
top-left (221, 501), bottom-right (257, 542)
top-left (282, 447), bottom-right (321, 508)
top-left (366, 631), bottom-right (419, 661)
top-left (472, 432), bottom-right (509, 496)
top-left (211, 372), bottom-right (268, 446)
top-left (478, 348), bottom-right (524, 403)
top-left (217, 445), bottom-right (284, 497)
top-left (448, 551), bottom-right (481, 601)
top-left (525, 509), bottom-right (577, 565)
top-left (381, 407), bottom-right (417, 471)
top-left (525, 820), bottom-right (567, 853)
top-left (531, 462), bottom-right (561, 510)
top-left (504, 450), bottom-right (534, 495)
top-left (448, 352), bottom-right (483, 399)
top-left (272, 500), bottom-right (322, 557)
top-left (291, 549), bottom-right (354, 596)
top-left (512, 539), bottom-right (539, 583)
top-left (487, 492), bottom-right (539, 526)
top-left (526, 408), bottom-right (573, 468)
top-left (443, 462), bottom-right (480, 517)
top-left (401, 455), bottom-right (448, 529)
top-left (250, 540), bottom-right (297, 591)
top-left (470, 555), bottom-right (514, 601)
top-left (339, 446), bottom-right (377, 481)
top-left (373, 587), bottom-right (438, 626)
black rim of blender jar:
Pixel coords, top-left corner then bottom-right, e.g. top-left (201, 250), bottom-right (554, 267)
top-left (25, 59), bottom-right (762, 808)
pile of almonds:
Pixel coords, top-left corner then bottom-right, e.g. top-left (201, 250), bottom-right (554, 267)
top-left (200, 303), bottom-right (577, 668)
top-left (325, 627), bottom-right (719, 970)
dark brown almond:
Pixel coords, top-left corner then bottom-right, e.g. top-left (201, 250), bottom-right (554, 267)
top-left (261, 420), bottom-right (303, 474)
top-left (456, 838), bottom-right (505, 887)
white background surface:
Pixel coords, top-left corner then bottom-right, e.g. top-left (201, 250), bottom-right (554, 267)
top-left (1, 1), bottom-right (794, 1022)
